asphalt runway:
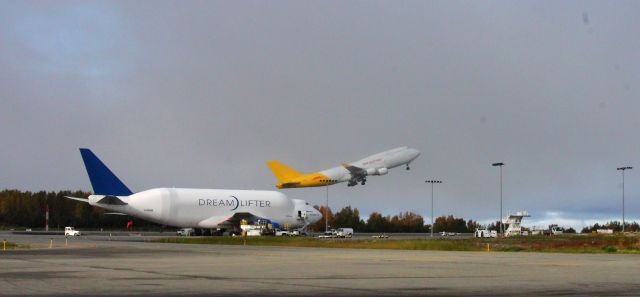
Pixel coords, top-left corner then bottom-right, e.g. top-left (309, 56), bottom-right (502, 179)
top-left (1, 232), bottom-right (639, 296)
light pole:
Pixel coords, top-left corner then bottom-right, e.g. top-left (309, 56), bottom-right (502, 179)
top-left (425, 180), bottom-right (442, 237)
top-left (617, 166), bottom-right (632, 232)
top-left (325, 185), bottom-right (329, 233)
top-left (492, 162), bottom-right (505, 236)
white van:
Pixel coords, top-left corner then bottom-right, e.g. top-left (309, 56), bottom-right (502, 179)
top-left (336, 228), bottom-right (354, 238)
top-left (176, 228), bottom-right (194, 236)
top-left (65, 227), bottom-right (81, 236)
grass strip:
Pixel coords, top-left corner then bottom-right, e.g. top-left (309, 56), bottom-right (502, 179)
top-left (1, 241), bottom-right (26, 250)
top-left (155, 235), bottom-right (640, 254)
top-left (156, 236), bottom-right (484, 251)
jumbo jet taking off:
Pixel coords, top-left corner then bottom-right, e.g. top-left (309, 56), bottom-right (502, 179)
top-left (267, 146), bottom-right (420, 188)
top-left (66, 149), bottom-right (321, 233)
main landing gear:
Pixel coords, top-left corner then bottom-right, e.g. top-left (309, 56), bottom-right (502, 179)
top-left (348, 178), bottom-right (367, 187)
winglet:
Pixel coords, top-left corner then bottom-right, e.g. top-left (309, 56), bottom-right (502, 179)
top-left (79, 148), bottom-right (133, 196)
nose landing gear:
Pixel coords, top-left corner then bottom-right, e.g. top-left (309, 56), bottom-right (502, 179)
top-left (406, 164), bottom-right (411, 170)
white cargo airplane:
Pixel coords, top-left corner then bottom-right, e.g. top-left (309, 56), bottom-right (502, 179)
top-left (66, 149), bottom-right (321, 233)
top-left (267, 146), bottom-right (421, 188)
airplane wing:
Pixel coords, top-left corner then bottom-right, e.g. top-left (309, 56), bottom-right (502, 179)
top-left (342, 163), bottom-right (368, 178)
top-left (104, 212), bottom-right (127, 215)
top-left (198, 215), bottom-right (232, 227)
top-left (342, 163), bottom-right (370, 187)
top-left (226, 212), bottom-right (261, 225)
top-left (198, 212), bottom-right (261, 228)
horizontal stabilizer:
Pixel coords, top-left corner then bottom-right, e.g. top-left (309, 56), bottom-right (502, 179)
top-left (280, 182), bottom-right (301, 188)
top-left (64, 196), bottom-right (90, 203)
top-left (96, 195), bottom-right (128, 205)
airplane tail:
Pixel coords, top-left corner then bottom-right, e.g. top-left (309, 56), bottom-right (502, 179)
top-left (266, 160), bottom-right (304, 183)
top-left (79, 148), bottom-right (133, 196)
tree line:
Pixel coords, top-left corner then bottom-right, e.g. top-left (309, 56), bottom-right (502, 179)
top-left (581, 221), bottom-right (640, 233)
top-left (308, 205), bottom-right (480, 233)
top-left (0, 190), bottom-right (158, 230)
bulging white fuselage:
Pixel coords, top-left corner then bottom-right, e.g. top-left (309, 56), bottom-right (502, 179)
top-left (87, 188), bottom-right (321, 229)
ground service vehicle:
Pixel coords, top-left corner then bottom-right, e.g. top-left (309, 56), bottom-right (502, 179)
top-left (474, 229), bottom-right (497, 238)
top-left (65, 227), bottom-right (81, 236)
top-left (318, 230), bottom-right (337, 238)
top-left (336, 228), bottom-right (354, 238)
top-left (275, 229), bottom-right (290, 236)
top-left (177, 228), bottom-right (194, 236)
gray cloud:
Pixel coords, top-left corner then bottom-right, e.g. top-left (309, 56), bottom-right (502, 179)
top-left (1, 1), bottom-right (639, 228)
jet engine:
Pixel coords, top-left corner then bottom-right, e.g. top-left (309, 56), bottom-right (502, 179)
top-left (377, 168), bottom-right (388, 175)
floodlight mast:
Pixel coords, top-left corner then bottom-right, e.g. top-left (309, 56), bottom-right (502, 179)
top-left (425, 180), bottom-right (442, 238)
top-left (492, 162), bottom-right (505, 236)
top-left (325, 185), bottom-right (329, 233)
top-left (617, 166), bottom-right (632, 233)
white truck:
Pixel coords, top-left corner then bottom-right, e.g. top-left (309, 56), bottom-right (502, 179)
top-left (550, 225), bottom-right (564, 235)
top-left (276, 229), bottom-right (306, 236)
top-left (441, 231), bottom-right (459, 236)
top-left (176, 228), bottom-right (194, 236)
top-left (336, 228), bottom-right (354, 238)
top-left (474, 229), bottom-right (497, 238)
top-left (65, 226), bottom-right (81, 236)
top-left (318, 229), bottom-right (337, 238)
top-left (275, 229), bottom-right (290, 236)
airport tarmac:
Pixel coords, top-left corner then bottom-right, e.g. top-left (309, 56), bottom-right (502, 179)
top-left (1, 232), bottom-right (639, 296)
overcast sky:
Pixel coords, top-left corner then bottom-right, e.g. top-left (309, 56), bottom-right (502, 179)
top-left (1, 1), bottom-right (639, 229)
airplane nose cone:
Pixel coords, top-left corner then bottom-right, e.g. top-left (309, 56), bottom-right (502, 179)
top-left (410, 149), bottom-right (421, 160)
top-left (312, 208), bottom-right (322, 222)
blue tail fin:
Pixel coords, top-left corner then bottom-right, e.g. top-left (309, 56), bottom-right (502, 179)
top-left (79, 148), bottom-right (133, 196)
